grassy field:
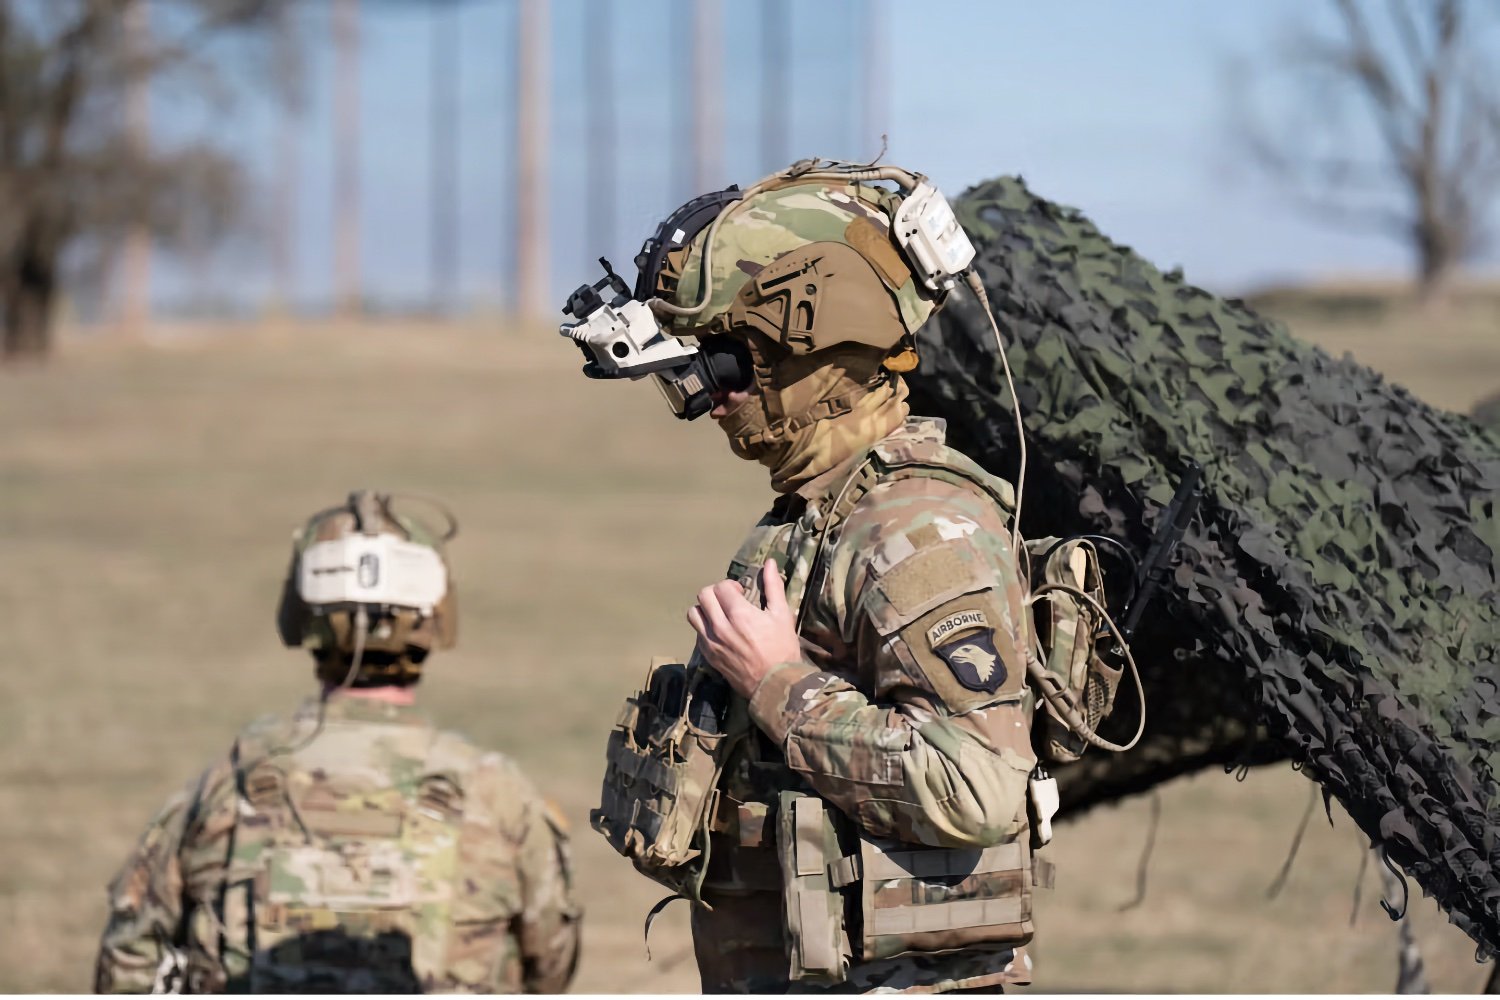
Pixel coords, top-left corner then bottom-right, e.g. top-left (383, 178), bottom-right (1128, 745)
top-left (0, 302), bottom-right (1495, 993)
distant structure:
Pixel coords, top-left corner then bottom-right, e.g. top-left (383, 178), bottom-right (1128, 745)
top-left (272, 1), bottom-right (300, 315)
top-left (691, 0), bottom-right (723, 192)
top-left (430, 0), bottom-right (460, 314)
top-left (861, 0), bottom-right (889, 152)
top-left (585, 0), bottom-right (614, 272)
top-left (333, 0), bottom-right (361, 319)
top-left (759, 0), bottom-right (788, 172)
top-left (514, 0), bottom-right (548, 320)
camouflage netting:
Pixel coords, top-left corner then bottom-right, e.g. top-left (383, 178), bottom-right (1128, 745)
top-left (906, 176), bottom-right (1500, 955)
top-left (1475, 390), bottom-right (1500, 432)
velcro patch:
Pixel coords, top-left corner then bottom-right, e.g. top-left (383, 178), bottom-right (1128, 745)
top-left (877, 541), bottom-right (980, 620)
top-left (926, 608), bottom-right (990, 648)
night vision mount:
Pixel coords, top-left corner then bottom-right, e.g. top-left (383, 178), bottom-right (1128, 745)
top-left (560, 257), bottom-right (752, 420)
top-left (562, 258), bottom-right (696, 379)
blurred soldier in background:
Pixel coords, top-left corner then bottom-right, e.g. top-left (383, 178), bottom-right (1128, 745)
top-left (94, 491), bottom-right (580, 994)
top-left (572, 160), bottom-right (1113, 992)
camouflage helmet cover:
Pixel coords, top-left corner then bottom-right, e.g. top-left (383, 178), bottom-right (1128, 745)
top-left (275, 491), bottom-right (458, 685)
top-left (661, 180), bottom-right (943, 361)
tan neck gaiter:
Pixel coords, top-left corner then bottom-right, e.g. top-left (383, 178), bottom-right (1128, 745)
top-left (718, 376), bottom-right (910, 494)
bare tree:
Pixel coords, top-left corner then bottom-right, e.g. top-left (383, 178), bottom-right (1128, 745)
top-left (1234, 0), bottom-right (1500, 300)
top-left (117, 0), bottom-right (150, 335)
top-left (0, 0), bottom-right (281, 361)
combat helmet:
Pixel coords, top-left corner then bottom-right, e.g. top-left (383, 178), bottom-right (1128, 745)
top-left (653, 162), bottom-right (963, 447)
top-left (560, 156), bottom-right (985, 488)
top-left (275, 490), bottom-right (458, 687)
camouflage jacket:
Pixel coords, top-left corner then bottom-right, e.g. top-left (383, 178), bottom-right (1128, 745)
top-left (692, 417), bottom-right (1040, 993)
top-left (94, 694), bottom-right (580, 994)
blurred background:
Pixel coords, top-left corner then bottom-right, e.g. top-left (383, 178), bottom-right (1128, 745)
top-left (3, 0), bottom-right (1499, 993)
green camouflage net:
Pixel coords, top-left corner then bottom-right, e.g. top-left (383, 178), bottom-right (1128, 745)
top-left (1474, 390), bottom-right (1500, 432)
top-left (907, 176), bottom-right (1500, 956)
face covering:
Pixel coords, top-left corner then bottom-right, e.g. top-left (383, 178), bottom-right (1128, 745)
top-left (716, 345), bottom-right (910, 494)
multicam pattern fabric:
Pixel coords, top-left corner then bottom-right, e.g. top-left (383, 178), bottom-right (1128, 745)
top-left (667, 181), bottom-right (936, 338)
top-left (908, 174), bottom-right (1500, 955)
top-left (691, 416), bottom-right (1042, 993)
top-left (95, 695), bottom-right (579, 994)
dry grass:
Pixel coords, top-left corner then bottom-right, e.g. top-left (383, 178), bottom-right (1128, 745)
top-left (0, 308), bottom-right (1493, 993)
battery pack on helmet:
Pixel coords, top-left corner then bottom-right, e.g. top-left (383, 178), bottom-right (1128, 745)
top-left (298, 534), bottom-right (448, 614)
top-left (892, 181), bottom-right (976, 292)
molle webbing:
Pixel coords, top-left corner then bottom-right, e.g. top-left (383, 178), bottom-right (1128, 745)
top-left (857, 834), bottom-right (1034, 961)
top-left (228, 723), bottom-right (495, 990)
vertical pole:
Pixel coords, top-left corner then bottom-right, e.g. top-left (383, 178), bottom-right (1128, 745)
top-left (669, 0), bottom-right (691, 204)
top-left (333, 0), bottom-right (361, 319)
top-left (691, 0), bottom-right (723, 193)
top-left (861, 0), bottom-right (890, 156)
top-left (760, 0), bottom-right (788, 171)
top-left (431, 0), bottom-right (460, 314)
top-left (514, 0), bottom-right (549, 320)
top-left (272, 1), bottom-right (300, 315)
top-left (585, 0), bottom-right (614, 263)
top-left (120, 0), bottom-right (151, 334)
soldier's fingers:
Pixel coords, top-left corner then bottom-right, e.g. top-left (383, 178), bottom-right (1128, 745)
top-left (761, 559), bottom-right (789, 615)
top-left (696, 584), bottom-right (730, 634)
top-left (714, 580), bottom-right (758, 624)
top-left (686, 605), bottom-right (708, 638)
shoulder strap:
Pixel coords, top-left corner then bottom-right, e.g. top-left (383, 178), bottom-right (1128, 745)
top-left (795, 444), bottom-right (1016, 631)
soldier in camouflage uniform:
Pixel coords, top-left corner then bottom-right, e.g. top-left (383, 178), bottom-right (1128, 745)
top-left (94, 491), bottom-right (580, 994)
top-left (574, 162), bottom-right (1058, 993)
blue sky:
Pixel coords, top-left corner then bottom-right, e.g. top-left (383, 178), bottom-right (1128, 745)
top-left (151, 0), bottom-right (1491, 313)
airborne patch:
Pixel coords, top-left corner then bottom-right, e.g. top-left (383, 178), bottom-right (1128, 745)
top-left (933, 628), bottom-right (1007, 694)
top-left (926, 608), bottom-right (991, 648)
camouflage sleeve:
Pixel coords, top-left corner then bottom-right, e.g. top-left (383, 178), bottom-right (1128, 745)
top-left (515, 792), bottom-right (581, 993)
top-left (748, 475), bottom-right (1036, 848)
top-left (94, 783), bottom-right (195, 993)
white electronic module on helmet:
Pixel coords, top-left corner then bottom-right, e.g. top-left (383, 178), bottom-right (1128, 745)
top-left (298, 533), bottom-right (448, 614)
top-left (559, 185), bottom-right (753, 421)
top-left (560, 258), bottom-right (697, 378)
top-left (891, 180), bottom-right (975, 292)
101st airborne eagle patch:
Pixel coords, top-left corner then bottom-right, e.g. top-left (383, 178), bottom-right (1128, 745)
top-left (926, 609), bottom-right (1007, 694)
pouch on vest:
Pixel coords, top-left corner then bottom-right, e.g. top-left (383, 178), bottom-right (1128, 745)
top-left (1031, 539), bottom-right (1121, 763)
top-left (776, 791), bottom-right (852, 983)
top-left (590, 658), bottom-right (739, 900)
top-left (855, 828), bottom-right (1036, 962)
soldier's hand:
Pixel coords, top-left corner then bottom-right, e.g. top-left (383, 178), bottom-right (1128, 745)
top-left (688, 559), bottom-right (804, 698)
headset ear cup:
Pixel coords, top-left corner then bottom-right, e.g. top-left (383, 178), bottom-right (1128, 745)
top-left (275, 554), bottom-right (308, 647)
